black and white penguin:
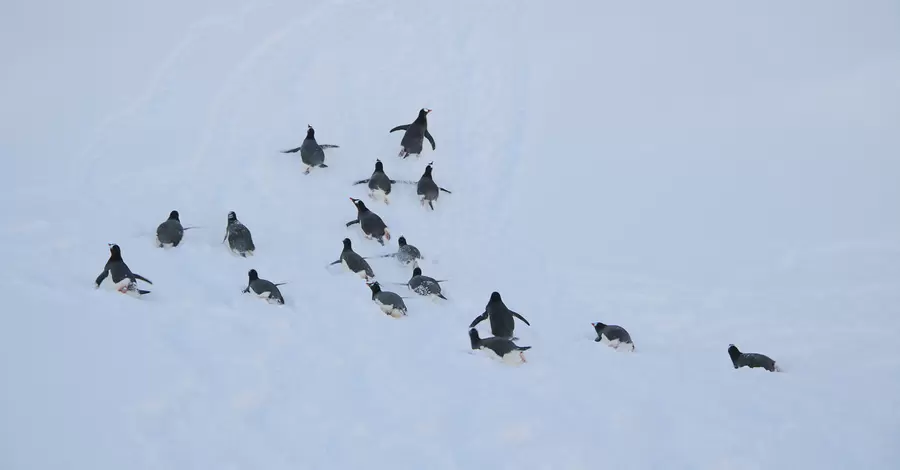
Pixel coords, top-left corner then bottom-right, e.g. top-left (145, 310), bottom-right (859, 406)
top-left (406, 266), bottom-right (447, 299)
top-left (416, 162), bottom-right (452, 210)
top-left (469, 328), bottom-right (531, 363)
top-left (375, 235), bottom-right (423, 265)
top-left (242, 269), bottom-right (285, 305)
top-left (223, 211), bottom-right (255, 257)
top-left (281, 125), bottom-right (340, 174)
top-left (469, 292), bottom-right (530, 339)
top-left (591, 322), bottom-right (635, 352)
top-left (94, 244), bottom-right (152, 295)
top-left (352, 159), bottom-right (396, 204)
top-left (346, 198), bottom-right (391, 245)
top-left (368, 281), bottom-right (408, 318)
top-left (155, 210), bottom-right (197, 247)
top-left (389, 108), bottom-right (435, 158)
top-left (329, 238), bottom-right (375, 280)
top-left (728, 344), bottom-right (780, 372)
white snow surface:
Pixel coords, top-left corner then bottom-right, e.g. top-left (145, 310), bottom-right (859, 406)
top-left (2, 0), bottom-right (900, 469)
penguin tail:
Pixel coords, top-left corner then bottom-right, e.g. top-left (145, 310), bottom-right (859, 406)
top-left (428, 201), bottom-right (434, 210)
top-left (319, 163), bottom-right (328, 168)
top-left (437, 293), bottom-right (448, 300)
top-left (137, 289), bottom-right (151, 295)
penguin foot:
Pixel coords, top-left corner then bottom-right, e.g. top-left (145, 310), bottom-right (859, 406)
top-left (303, 166), bottom-right (311, 175)
top-left (519, 352), bottom-right (527, 363)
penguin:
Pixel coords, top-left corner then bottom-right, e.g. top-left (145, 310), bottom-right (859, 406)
top-left (728, 344), bottom-right (780, 372)
top-left (155, 210), bottom-right (197, 247)
top-left (469, 328), bottom-right (531, 363)
top-left (469, 292), bottom-right (531, 339)
top-left (406, 266), bottom-right (447, 299)
top-left (352, 159), bottom-right (396, 204)
top-left (375, 236), bottom-right (423, 265)
top-left (94, 244), bottom-right (152, 295)
top-left (416, 162), bottom-right (452, 210)
top-left (591, 322), bottom-right (635, 351)
top-left (223, 211), bottom-right (255, 257)
top-left (281, 125), bottom-right (340, 174)
top-left (346, 198), bottom-right (391, 245)
top-left (389, 108), bottom-right (435, 158)
top-left (329, 238), bottom-right (375, 280)
top-left (368, 281), bottom-right (407, 318)
top-left (242, 269), bottom-right (285, 305)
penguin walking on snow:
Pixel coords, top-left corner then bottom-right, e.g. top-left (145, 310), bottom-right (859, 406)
top-left (242, 269), bottom-right (285, 304)
top-left (346, 198), bottom-right (391, 245)
top-left (156, 210), bottom-right (197, 247)
top-left (368, 281), bottom-right (408, 318)
top-left (390, 108), bottom-right (435, 158)
top-left (329, 238), bottom-right (375, 280)
top-left (728, 344), bottom-right (781, 372)
top-left (375, 236), bottom-right (423, 265)
top-left (469, 328), bottom-right (532, 363)
top-left (94, 244), bottom-right (152, 295)
top-left (404, 266), bottom-right (447, 299)
top-left (591, 322), bottom-right (635, 351)
top-left (281, 125), bottom-right (339, 174)
top-left (469, 292), bottom-right (531, 339)
top-left (223, 211), bottom-right (255, 257)
top-left (417, 162), bottom-right (452, 210)
top-left (352, 159), bottom-right (396, 204)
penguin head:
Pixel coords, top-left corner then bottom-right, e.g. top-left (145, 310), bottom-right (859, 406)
top-left (398, 236), bottom-right (407, 247)
top-left (374, 159), bottom-right (384, 172)
top-left (489, 291), bottom-right (502, 303)
top-left (350, 197), bottom-right (369, 212)
top-left (416, 108), bottom-right (431, 122)
top-left (367, 281), bottom-right (382, 294)
top-left (227, 211), bottom-right (237, 224)
top-left (342, 238), bottom-right (352, 250)
top-left (422, 163), bottom-right (433, 178)
top-left (412, 267), bottom-right (422, 277)
top-left (248, 269), bottom-right (259, 281)
top-left (591, 322), bottom-right (607, 334)
top-left (306, 125), bottom-right (315, 138)
top-left (727, 344), bottom-right (742, 363)
top-left (107, 243), bottom-right (123, 261)
top-left (168, 210), bottom-right (180, 221)
top-left (468, 328), bottom-right (481, 349)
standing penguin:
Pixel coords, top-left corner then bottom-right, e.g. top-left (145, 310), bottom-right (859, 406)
top-left (346, 198), bottom-right (391, 245)
top-left (242, 269), bottom-right (286, 305)
top-left (469, 292), bottom-right (531, 339)
top-left (368, 281), bottom-right (408, 318)
top-left (405, 266), bottom-right (447, 299)
top-left (728, 344), bottom-right (780, 372)
top-left (155, 210), bottom-right (197, 248)
top-left (389, 108), bottom-right (435, 158)
top-left (469, 328), bottom-right (531, 363)
top-left (352, 159), bottom-right (396, 204)
top-left (281, 125), bottom-right (340, 174)
top-left (376, 236), bottom-right (423, 265)
top-left (329, 238), bottom-right (375, 280)
top-left (417, 162), bottom-right (452, 210)
top-left (591, 322), bottom-right (635, 352)
top-left (223, 211), bottom-right (255, 257)
top-left (94, 244), bottom-right (152, 295)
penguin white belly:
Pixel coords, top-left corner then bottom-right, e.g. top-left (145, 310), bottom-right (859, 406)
top-left (479, 347), bottom-right (527, 366)
top-left (374, 300), bottom-right (404, 318)
top-left (602, 334), bottom-right (634, 352)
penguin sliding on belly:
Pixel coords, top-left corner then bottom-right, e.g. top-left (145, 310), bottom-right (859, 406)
top-left (368, 281), bottom-right (408, 318)
top-left (352, 159), bottom-right (396, 204)
top-left (155, 210), bottom-right (199, 248)
top-left (281, 125), bottom-right (339, 174)
top-left (469, 328), bottom-right (531, 364)
top-left (374, 236), bottom-right (423, 265)
top-left (389, 108), bottom-right (435, 158)
top-left (403, 266), bottom-right (447, 300)
top-left (223, 211), bottom-right (255, 257)
top-left (346, 198), bottom-right (391, 245)
top-left (591, 322), bottom-right (635, 352)
top-left (329, 238), bottom-right (375, 280)
top-left (242, 269), bottom-right (286, 305)
top-left (94, 244), bottom-right (152, 296)
top-left (728, 344), bottom-right (781, 372)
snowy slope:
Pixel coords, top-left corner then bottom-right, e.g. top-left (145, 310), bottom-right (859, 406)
top-left (2, 0), bottom-right (900, 469)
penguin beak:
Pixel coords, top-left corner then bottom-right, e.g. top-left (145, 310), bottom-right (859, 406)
top-left (425, 109), bottom-right (432, 114)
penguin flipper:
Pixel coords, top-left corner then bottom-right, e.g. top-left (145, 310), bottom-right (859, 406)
top-left (95, 270), bottom-right (109, 287)
top-left (318, 163), bottom-right (328, 168)
top-left (328, 259), bottom-right (342, 266)
top-left (427, 201), bottom-right (434, 210)
top-left (512, 311), bottom-right (530, 326)
top-left (439, 187), bottom-right (452, 194)
top-left (281, 146), bottom-right (302, 153)
top-left (132, 274), bottom-right (153, 285)
top-left (469, 312), bottom-right (488, 328)
top-left (390, 124), bottom-right (410, 133)
top-left (424, 130), bottom-right (436, 150)
top-left (319, 144), bottom-right (339, 149)
top-left (517, 346), bottom-right (532, 351)
top-left (353, 178), bottom-right (371, 185)
top-left (437, 293), bottom-right (448, 300)
top-left (346, 219), bottom-right (360, 227)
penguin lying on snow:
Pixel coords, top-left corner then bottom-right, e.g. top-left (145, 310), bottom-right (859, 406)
top-left (329, 238), bottom-right (375, 280)
top-left (223, 211), bottom-right (255, 257)
top-left (417, 162), bottom-right (452, 210)
top-left (94, 244), bottom-right (152, 296)
top-left (375, 236), bottom-right (423, 265)
top-left (156, 210), bottom-right (198, 247)
top-left (368, 281), bottom-right (407, 318)
top-left (404, 266), bottom-right (447, 300)
top-left (728, 344), bottom-right (781, 372)
top-left (346, 198), bottom-right (391, 245)
top-left (390, 108), bottom-right (435, 158)
top-left (591, 322), bottom-right (635, 352)
top-left (469, 328), bottom-right (531, 364)
top-left (281, 125), bottom-right (339, 174)
top-left (242, 269), bottom-right (286, 305)
top-left (469, 292), bottom-right (530, 339)
top-left (352, 159), bottom-right (396, 204)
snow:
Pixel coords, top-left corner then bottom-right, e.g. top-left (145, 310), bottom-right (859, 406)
top-left (2, 0), bottom-right (900, 469)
